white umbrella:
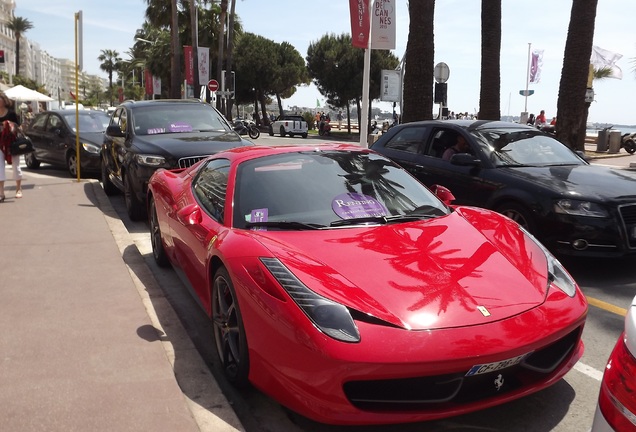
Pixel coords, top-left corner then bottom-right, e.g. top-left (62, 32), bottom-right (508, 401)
top-left (4, 85), bottom-right (53, 102)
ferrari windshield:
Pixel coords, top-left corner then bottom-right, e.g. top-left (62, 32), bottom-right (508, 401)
top-left (233, 150), bottom-right (450, 229)
top-left (470, 128), bottom-right (586, 167)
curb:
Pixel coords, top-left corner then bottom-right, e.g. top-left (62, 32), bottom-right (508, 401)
top-left (90, 180), bottom-right (245, 432)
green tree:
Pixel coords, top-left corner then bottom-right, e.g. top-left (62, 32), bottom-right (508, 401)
top-left (478, 0), bottom-right (501, 120)
top-left (402, 0), bottom-right (435, 122)
top-left (98, 49), bottom-right (122, 106)
top-left (7, 16), bottom-right (33, 76)
top-left (555, 0), bottom-right (599, 151)
top-left (270, 42), bottom-right (310, 118)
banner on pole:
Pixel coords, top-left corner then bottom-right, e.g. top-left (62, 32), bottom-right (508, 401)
top-left (380, 69), bottom-right (400, 102)
top-left (183, 45), bottom-right (194, 85)
top-left (529, 49), bottom-right (543, 84)
top-left (371, 0), bottom-right (396, 50)
top-left (198, 47), bottom-right (209, 85)
top-left (590, 45), bottom-right (623, 80)
top-left (349, 0), bottom-right (370, 48)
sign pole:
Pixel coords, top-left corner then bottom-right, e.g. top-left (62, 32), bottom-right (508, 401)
top-left (524, 43), bottom-right (531, 113)
top-left (359, 0), bottom-right (373, 148)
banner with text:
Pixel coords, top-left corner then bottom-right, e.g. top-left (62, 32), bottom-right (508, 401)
top-left (371, 0), bottom-right (396, 50)
top-left (184, 45), bottom-right (194, 85)
top-left (349, 0), bottom-right (370, 48)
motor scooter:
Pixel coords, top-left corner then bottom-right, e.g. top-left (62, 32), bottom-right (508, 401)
top-left (233, 119), bottom-right (260, 139)
top-left (620, 132), bottom-right (636, 154)
top-left (318, 119), bottom-right (332, 136)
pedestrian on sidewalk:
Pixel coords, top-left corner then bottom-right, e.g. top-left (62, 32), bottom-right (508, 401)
top-left (0, 91), bottom-right (23, 202)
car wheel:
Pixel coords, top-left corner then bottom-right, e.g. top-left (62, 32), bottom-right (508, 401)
top-left (625, 139), bottom-right (636, 154)
top-left (280, 126), bottom-right (287, 137)
top-left (302, 133), bottom-right (308, 139)
top-left (212, 267), bottom-right (249, 388)
top-left (149, 196), bottom-right (170, 267)
top-left (268, 126), bottom-right (274, 136)
top-left (67, 153), bottom-right (78, 178)
top-left (496, 202), bottom-right (536, 233)
top-left (101, 158), bottom-right (119, 196)
top-left (124, 170), bottom-right (146, 221)
top-left (24, 152), bottom-right (40, 169)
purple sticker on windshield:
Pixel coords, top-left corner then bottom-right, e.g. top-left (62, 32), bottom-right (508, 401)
top-left (169, 122), bottom-right (193, 132)
top-left (332, 193), bottom-right (388, 220)
top-left (249, 208), bottom-right (268, 230)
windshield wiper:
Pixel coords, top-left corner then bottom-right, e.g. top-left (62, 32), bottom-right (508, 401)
top-left (330, 213), bottom-right (434, 227)
top-left (245, 221), bottom-right (325, 230)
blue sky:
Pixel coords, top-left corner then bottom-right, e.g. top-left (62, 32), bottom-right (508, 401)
top-left (16, 0), bottom-right (636, 125)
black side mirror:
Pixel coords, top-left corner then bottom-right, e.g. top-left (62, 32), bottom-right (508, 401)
top-left (106, 125), bottom-right (126, 138)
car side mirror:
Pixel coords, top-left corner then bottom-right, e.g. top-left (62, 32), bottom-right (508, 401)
top-left (430, 184), bottom-right (455, 205)
top-left (106, 125), bottom-right (126, 138)
top-left (450, 153), bottom-right (481, 166)
top-left (177, 203), bottom-right (202, 226)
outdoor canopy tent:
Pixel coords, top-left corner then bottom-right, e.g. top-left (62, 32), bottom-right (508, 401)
top-left (4, 85), bottom-right (53, 102)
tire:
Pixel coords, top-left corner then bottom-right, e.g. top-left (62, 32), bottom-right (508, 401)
top-left (624, 139), bottom-right (636, 154)
top-left (212, 267), bottom-right (250, 388)
top-left (248, 126), bottom-right (260, 139)
top-left (123, 170), bottom-right (146, 221)
top-left (279, 126), bottom-right (286, 137)
top-left (67, 153), bottom-right (78, 178)
top-left (302, 133), bottom-right (308, 139)
top-left (495, 202), bottom-right (536, 234)
top-left (268, 126), bottom-right (274, 136)
top-left (149, 196), bottom-right (170, 267)
top-left (101, 157), bottom-right (119, 196)
top-left (24, 152), bottom-right (40, 169)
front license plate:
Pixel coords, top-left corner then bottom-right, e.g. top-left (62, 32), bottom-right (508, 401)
top-left (465, 352), bottom-right (533, 376)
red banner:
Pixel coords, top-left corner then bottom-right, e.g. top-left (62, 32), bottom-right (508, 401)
top-left (183, 45), bottom-right (194, 85)
top-left (349, 0), bottom-right (370, 49)
top-left (144, 69), bottom-right (153, 95)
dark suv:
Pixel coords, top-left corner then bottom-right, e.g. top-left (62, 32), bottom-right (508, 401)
top-left (101, 99), bottom-right (253, 220)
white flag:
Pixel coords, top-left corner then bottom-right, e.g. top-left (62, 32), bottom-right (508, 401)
top-left (530, 49), bottom-right (543, 83)
top-left (590, 45), bottom-right (623, 80)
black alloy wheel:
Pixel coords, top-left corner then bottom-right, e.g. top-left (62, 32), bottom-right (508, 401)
top-left (123, 170), bottom-right (146, 221)
top-left (101, 158), bottom-right (118, 196)
top-left (212, 267), bottom-right (249, 388)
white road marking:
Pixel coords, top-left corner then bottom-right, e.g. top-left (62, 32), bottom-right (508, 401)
top-left (574, 361), bottom-right (604, 382)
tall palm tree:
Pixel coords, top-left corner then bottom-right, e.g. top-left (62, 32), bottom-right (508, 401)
top-left (170, 0), bottom-right (182, 98)
top-left (478, 1), bottom-right (501, 120)
top-left (189, 0), bottom-right (199, 90)
top-left (555, 0), bottom-right (599, 151)
top-left (98, 49), bottom-right (122, 106)
top-left (7, 16), bottom-right (33, 76)
top-left (216, 0), bottom-right (228, 110)
top-left (402, 1), bottom-right (435, 123)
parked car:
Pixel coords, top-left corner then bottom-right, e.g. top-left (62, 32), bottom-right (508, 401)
top-left (268, 114), bottom-right (308, 138)
top-left (371, 120), bottom-right (636, 258)
top-left (147, 143), bottom-right (587, 426)
top-left (101, 99), bottom-right (253, 221)
top-left (591, 295), bottom-right (636, 431)
top-left (24, 109), bottom-right (110, 177)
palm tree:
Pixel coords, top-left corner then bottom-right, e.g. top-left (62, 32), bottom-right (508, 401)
top-left (402, 0), bottom-right (435, 123)
top-left (478, 1), bottom-right (501, 120)
top-left (215, 0), bottom-right (228, 110)
top-left (7, 16), bottom-right (33, 76)
top-left (98, 49), bottom-right (122, 106)
top-left (170, 0), bottom-right (182, 98)
top-left (555, 0), bottom-right (599, 151)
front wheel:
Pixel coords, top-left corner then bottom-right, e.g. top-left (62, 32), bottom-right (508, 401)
top-left (624, 139), bottom-right (636, 154)
top-left (149, 196), bottom-right (170, 267)
top-left (101, 158), bottom-right (119, 196)
top-left (124, 170), bottom-right (146, 221)
top-left (212, 267), bottom-right (250, 388)
top-left (495, 202), bottom-right (536, 234)
top-left (248, 126), bottom-right (260, 139)
top-left (268, 126), bottom-right (274, 136)
top-left (24, 152), bottom-right (40, 169)
top-left (67, 153), bottom-right (78, 178)
top-left (279, 126), bottom-right (286, 137)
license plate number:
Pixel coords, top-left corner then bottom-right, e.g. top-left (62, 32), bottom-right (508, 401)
top-left (465, 352), bottom-right (532, 376)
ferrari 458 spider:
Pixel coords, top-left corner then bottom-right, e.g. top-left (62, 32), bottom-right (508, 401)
top-left (147, 144), bottom-right (587, 426)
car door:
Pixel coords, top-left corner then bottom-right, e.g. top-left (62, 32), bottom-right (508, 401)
top-left (103, 107), bottom-right (127, 186)
top-left (45, 113), bottom-right (71, 166)
top-left (25, 113), bottom-right (49, 160)
top-left (413, 128), bottom-right (494, 207)
top-left (170, 159), bottom-right (230, 304)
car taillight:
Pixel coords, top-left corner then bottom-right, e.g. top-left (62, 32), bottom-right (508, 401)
top-left (598, 333), bottom-right (636, 431)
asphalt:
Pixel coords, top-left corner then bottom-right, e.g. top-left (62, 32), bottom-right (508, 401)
top-left (0, 141), bottom-right (633, 432)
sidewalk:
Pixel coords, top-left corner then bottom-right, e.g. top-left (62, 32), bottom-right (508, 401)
top-left (0, 166), bottom-right (243, 432)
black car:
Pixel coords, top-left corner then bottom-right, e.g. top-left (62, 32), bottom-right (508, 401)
top-left (371, 119), bottom-right (636, 257)
top-left (101, 99), bottom-right (253, 221)
top-left (24, 109), bottom-right (110, 177)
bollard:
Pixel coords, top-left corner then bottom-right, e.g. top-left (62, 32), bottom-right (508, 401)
top-left (608, 130), bottom-right (621, 153)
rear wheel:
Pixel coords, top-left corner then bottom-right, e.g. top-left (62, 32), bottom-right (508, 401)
top-left (248, 126), bottom-right (260, 139)
top-left (24, 152), bottom-right (40, 169)
top-left (268, 126), bottom-right (274, 136)
top-left (124, 170), bottom-right (146, 221)
top-left (495, 202), bottom-right (536, 233)
top-left (279, 126), bottom-right (286, 137)
top-left (149, 196), bottom-right (170, 267)
top-left (101, 158), bottom-right (118, 196)
top-left (624, 139), bottom-right (636, 154)
top-left (212, 267), bottom-right (249, 388)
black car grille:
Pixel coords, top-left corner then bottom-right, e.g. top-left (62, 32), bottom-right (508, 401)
top-left (342, 327), bottom-right (581, 411)
top-left (618, 204), bottom-right (636, 248)
top-left (178, 155), bottom-right (208, 169)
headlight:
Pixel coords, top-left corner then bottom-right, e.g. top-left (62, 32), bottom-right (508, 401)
top-left (520, 226), bottom-right (578, 297)
top-left (260, 257), bottom-right (360, 343)
top-left (81, 142), bottom-right (101, 154)
top-left (135, 154), bottom-right (166, 167)
top-left (554, 199), bottom-right (608, 217)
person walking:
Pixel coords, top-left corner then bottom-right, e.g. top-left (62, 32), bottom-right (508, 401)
top-left (0, 91), bottom-right (23, 202)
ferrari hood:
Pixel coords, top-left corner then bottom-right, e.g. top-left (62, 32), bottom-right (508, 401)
top-left (252, 211), bottom-right (550, 330)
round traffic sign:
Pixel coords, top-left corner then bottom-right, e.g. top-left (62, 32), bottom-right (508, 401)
top-left (207, 79), bottom-right (219, 92)
top-left (434, 62), bottom-right (450, 83)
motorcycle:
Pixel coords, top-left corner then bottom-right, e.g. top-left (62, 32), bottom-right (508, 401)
top-left (233, 119), bottom-right (260, 139)
top-left (318, 119), bottom-right (332, 136)
top-left (621, 132), bottom-right (636, 154)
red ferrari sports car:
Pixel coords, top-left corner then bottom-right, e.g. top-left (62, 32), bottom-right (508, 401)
top-left (147, 144), bottom-right (587, 426)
